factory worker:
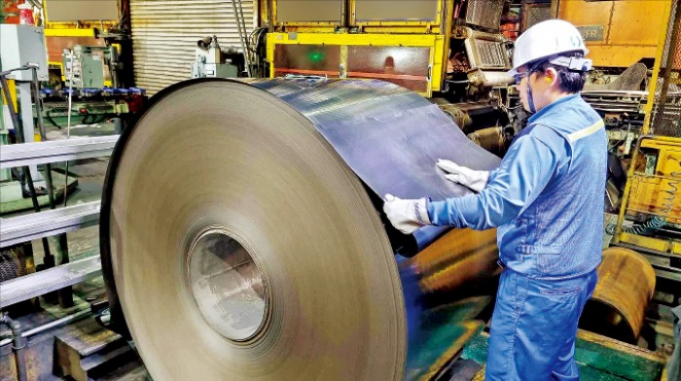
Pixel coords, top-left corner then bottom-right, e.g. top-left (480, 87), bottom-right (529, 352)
top-left (384, 19), bottom-right (606, 381)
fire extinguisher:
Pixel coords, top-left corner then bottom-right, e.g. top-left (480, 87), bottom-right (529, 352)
top-left (17, 2), bottom-right (34, 26)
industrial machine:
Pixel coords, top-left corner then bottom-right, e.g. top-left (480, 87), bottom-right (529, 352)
top-left (191, 35), bottom-right (240, 79)
top-left (262, 0), bottom-right (511, 96)
top-left (90, 1), bottom-right (675, 378)
top-left (254, 0), bottom-right (678, 157)
top-left (257, 0), bottom-right (513, 149)
top-left (557, 0), bottom-right (672, 71)
top-left (24, 0), bottom-right (141, 132)
top-left (62, 46), bottom-right (109, 89)
top-left (0, 76), bottom-right (669, 381)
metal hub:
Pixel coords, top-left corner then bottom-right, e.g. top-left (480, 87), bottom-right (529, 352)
top-left (186, 229), bottom-right (268, 342)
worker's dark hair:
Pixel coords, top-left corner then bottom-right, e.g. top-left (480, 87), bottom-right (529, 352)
top-left (528, 52), bottom-right (587, 94)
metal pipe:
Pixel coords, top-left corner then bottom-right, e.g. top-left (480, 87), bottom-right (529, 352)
top-left (0, 314), bottom-right (28, 381)
top-left (21, 309), bottom-right (89, 338)
top-left (237, 0), bottom-right (252, 62)
top-left (467, 126), bottom-right (505, 155)
top-left (0, 309), bottom-right (92, 348)
top-left (30, 68), bottom-right (56, 213)
top-left (63, 50), bottom-right (75, 208)
top-left (30, 67), bottom-right (48, 146)
top-left (0, 65), bottom-right (33, 77)
top-left (240, 1), bottom-right (255, 77)
top-left (231, 0), bottom-right (252, 77)
top-left (33, 67), bottom-right (74, 307)
top-left (652, 1), bottom-right (681, 133)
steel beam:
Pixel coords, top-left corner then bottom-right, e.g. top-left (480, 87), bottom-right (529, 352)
top-left (0, 256), bottom-right (102, 308)
top-left (0, 136), bottom-right (119, 169)
top-left (0, 201), bottom-right (100, 248)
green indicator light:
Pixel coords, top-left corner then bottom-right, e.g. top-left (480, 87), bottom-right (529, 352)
top-left (308, 51), bottom-right (324, 63)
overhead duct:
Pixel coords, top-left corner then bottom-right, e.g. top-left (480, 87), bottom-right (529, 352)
top-left (100, 78), bottom-right (501, 380)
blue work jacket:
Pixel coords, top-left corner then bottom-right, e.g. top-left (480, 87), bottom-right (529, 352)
top-left (428, 94), bottom-right (607, 279)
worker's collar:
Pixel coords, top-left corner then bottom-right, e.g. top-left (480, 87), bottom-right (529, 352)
top-left (527, 93), bottom-right (581, 124)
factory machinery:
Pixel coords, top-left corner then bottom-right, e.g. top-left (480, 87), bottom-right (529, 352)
top-left (35, 43), bottom-right (147, 133)
top-left (0, 0), bottom-right (679, 380)
top-left (257, 0), bottom-right (515, 156)
top-left (2, 0), bottom-right (145, 134)
top-left (254, 0), bottom-right (681, 271)
top-left (253, 0), bottom-right (679, 180)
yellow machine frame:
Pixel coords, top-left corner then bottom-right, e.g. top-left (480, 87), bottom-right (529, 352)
top-left (271, 0), bottom-right (344, 30)
top-left (266, 32), bottom-right (445, 97)
top-left (348, 0), bottom-right (446, 34)
top-left (44, 28), bottom-right (101, 37)
top-left (269, 0), bottom-right (451, 34)
top-left (42, 0), bottom-right (117, 37)
top-left (1, 79), bottom-right (18, 112)
top-left (264, 0), bottom-right (455, 97)
top-left (613, 1), bottom-right (681, 262)
top-left (614, 136), bottom-right (681, 257)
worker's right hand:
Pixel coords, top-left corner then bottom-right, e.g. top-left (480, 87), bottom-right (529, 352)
top-left (437, 159), bottom-right (489, 193)
top-left (383, 194), bottom-right (431, 235)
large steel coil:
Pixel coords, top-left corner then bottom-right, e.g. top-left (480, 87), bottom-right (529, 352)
top-left (99, 78), bottom-right (501, 380)
top-left (580, 247), bottom-right (656, 343)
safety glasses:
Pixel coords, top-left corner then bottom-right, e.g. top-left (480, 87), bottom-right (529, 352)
top-left (513, 72), bottom-right (528, 85)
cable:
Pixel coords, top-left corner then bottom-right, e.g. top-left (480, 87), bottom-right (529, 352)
top-left (499, 102), bottom-right (523, 111)
top-left (607, 170), bottom-right (681, 235)
top-left (248, 27), bottom-right (267, 77)
top-left (45, 109), bottom-right (62, 129)
top-left (255, 29), bottom-right (267, 76)
top-left (607, 215), bottom-right (667, 236)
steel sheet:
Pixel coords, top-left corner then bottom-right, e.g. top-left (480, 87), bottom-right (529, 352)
top-left (100, 78), bottom-right (501, 380)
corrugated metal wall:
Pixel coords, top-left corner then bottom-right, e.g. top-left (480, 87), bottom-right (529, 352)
top-left (130, 0), bottom-right (255, 94)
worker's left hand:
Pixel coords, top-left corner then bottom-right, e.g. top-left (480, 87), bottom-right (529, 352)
top-left (437, 159), bottom-right (489, 192)
top-left (383, 194), bottom-right (431, 235)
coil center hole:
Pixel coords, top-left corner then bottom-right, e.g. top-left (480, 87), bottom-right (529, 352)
top-left (187, 230), bottom-right (267, 342)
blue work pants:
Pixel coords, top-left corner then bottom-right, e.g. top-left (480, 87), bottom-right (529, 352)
top-left (485, 268), bottom-right (598, 380)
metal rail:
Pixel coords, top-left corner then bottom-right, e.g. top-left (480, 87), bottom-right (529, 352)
top-left (0, 201), bottom-right (101, 248)
top-left (0, 256), bottom-right (102, 308)
top-left (0, 309), bottom-right (92, 347)
top-left (0, 135), bottom-right (119, 169)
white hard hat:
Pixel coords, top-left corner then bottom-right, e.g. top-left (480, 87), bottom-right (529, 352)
top-left (508, 19), bottom-right (590, 76)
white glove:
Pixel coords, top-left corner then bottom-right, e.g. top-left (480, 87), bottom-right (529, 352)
top-left (437, 159), bottom-right (489, 192)
top-left (383, 194), bottom-right (431, 235)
